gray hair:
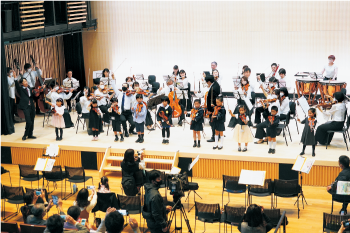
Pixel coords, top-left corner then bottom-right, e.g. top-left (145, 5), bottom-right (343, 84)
top-left (32, 203), bottom-right (45, 217)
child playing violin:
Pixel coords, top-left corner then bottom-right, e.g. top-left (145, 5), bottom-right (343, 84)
top-left (89, 98), bottom-right (103, 141)
top-left (45, 98), bottom-right (65, 141)
top-left (298, 108), bottom-right (317, 157)
top-left (229, 105), bottom-right (253, 152)
top-left (157, 96), bottom-right (172, 144)
top-left (108, 98), bottom-right (124, 142)
top-left (266, 106), bottom-right (280, 154)
top-left (131, 94), bottom-right (147, 143)
top-left (186, 99), bottom-right (204, 148)
top-left (212, 95), bottom-right (226, 150)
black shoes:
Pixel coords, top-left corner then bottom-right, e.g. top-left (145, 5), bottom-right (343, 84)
top-left (114, 135), bottom-right (119, 142)
top-left (56, 136), bottom-right (60, 141)
top-left (213, 146), bottom-right (218, 150)
top-left (28, 136), bottom-right (36, 139)
top-left (207, 138), bottom-right (215, 142)
top-left (242, 148), bottom-right (247, 152)
top-left (268, 149), bottom-right (272, 154)
top-left (162, 139), bottom-right (166, 144)
top-left (136, 136), bottom-right (141, 143)
top-left (120, 135), bottom-right (124, 142)
top-left (22, 135), bottom-right (27, 141)
top-left (162, 139), bottom-right (169, 144)
top-left (312, 152), bottom-right (316, 157)
top-left (218, 146), bottom-right (223, 150)
top-left (130, 131), bottom-right (138, 135)
top-left (178, 120), bottom-right (183, 126)
top-left (300, 151), bottom-right (305, 155)
top-left (271, 149), bottom-right (275, 154)
top-left (124, 131), bottom-right (129, 137)
top-left (238, 147), bottom-right (241, 152)
top-left (193, 141), bottom-right (197, 147)
top-left (139, 135), bottom-right (144, 143)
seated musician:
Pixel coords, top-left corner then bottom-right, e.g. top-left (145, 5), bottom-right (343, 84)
top-left (321, 55), bottom-right (338, 80)
top-left (277, 68), bottom-right (293, 92)
top-left (173, 65), bottom-right (180, 78)
top-left (327, 155), bottom-right (350, 215)
top-left (254, 77), bottom-right (279, 125)
top-left (157, 77), bottom-right (186, 126)
top-left (63, 70), bottom-right (80, 112)
top-left (315, 92), bottom-right (346, 145)
top-left (118, 83), bottom-right (137, 137)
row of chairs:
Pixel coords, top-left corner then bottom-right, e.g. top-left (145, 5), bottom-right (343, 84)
top-left (222, 175), bottom-right (302, 218)
top-left (1, 222), bottom-right (46, 233)
top-left (194, 202), bottom-right (287, 233)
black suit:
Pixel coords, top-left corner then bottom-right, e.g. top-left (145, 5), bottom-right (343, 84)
top-left (328, 167), bottom-right (350, 210)
top-left (15, 81), bottom-right (36, 137)
top-left (206, 81), bottom-right (221, 138)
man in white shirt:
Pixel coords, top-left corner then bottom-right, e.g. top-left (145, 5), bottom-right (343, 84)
top-left (118, 83), bottom-right (137, 137)
top-left (7, 67), bottom-right (18, 124)
top-left (277, 68), bottom-right (293, 93)
top-left (63, 70), bottom-right (80, 112)
top-left (211, 61), bottom-right (218, 73)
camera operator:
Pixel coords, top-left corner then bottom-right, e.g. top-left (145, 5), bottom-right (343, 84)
top-left (327, 155), bottom-right (350, 215)
top-left (121, 149), bottom-right (146, 196)
top-left (238, 204), bottom-right (273, 233)
top-left (339, 219), bottom-right (350, 233)
top-left (143, 170), bottom-right (172, 233)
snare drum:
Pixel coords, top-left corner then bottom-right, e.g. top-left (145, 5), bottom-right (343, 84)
top-left (319, 81), bottom-right (347, 97)
top-left (296, 78), bottom-right (319, 95)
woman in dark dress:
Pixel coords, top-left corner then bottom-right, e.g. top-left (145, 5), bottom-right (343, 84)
top-left (298, 108), bottom-right (317, 156)
top-left (121, 149), bottom-right (145, 196)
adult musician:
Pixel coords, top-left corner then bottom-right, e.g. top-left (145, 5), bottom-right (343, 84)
top-left (211, 61), bottom-right (218, 73)
top-left (157, 77), bottom-right (186, 126)
top-left (15, 78), bottom-right (45, 140)
top-left (80, 87), bottom-right (92, 134)
top-left (178, 70), bottom-right (192, 112)
top-left (172, 65), bottom-right (180, 77)
top-left (213, 69), bottom-right (223, 86)
top-left (205, 75), bottom-right (221, 142)
top-left (315, 92), bottom-right (346, 145)
top-left (22, 63), bottom-right (43, 114)
top-left (63, 70), bottom-right (80, 112)
top-left (7, 67), bottom-right (18, 124)
top-left (321, 55), bottom-right (338, 80)
top-left (118, 83), bottom-right (137, 137)
top-left (277, 68), bottom-right (293, 92)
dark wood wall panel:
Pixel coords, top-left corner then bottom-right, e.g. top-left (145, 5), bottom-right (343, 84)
top-left (4, 36), bottom-right (66, 85)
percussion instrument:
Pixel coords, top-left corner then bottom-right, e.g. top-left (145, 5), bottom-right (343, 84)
top-left (295, 78), bottom-right (319, 105)
top-left (318, 80), bottom-right (347, 107)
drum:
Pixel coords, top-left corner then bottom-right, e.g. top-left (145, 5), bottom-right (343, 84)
top-left (319, 81), bottom-right (347, 97)
top-left (296, 78), bottom-right (319, 95)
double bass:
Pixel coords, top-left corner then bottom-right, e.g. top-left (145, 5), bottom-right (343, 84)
top-left (168, 79), bottom-right (182, 118)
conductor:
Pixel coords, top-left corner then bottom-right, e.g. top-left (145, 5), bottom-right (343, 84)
top-left (205, 75), bottom-right (221, 142)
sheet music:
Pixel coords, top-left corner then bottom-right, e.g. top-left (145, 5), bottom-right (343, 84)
top-left (44, 159), bottom-right (56, 172)
top-left (292, 156), bottom-right (306, 171)
top-left (46, 144), bottom-right (59, 157)
top-left (238, 169), bottom-right (266, 186)
top-left (292, 155), bottom-right (315, 174)
top-left (34, 158), bottom-right (48, 171)
top-left (297, 96), bottom-right (310, 115)
top-left (189, 155), bottom-right (200, 171)
top-left (171, 150), bottom-right (179, 168)
top-left (169, 166), bottom-right (181, 175)
top-left (301, 158), bottom-right (315, 174)
top-left (337, 181), bottom-right (350, 195)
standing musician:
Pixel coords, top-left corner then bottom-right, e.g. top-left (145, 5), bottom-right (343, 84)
top-left (241, 67), bottom-right (256, 92)
top-left (118, 82), bottom-right (137, 137)
top-left (177, 69), bottom-right (192, 113)
top-left (62, 70), bottom-right (80, 112)
top-left (186, 99), bottom-right (204, 148)
top-left (94, 81), bottom-right (114, 123)
top-left (157, 77), bottom-right (185, 126)
top-left (212, 69), bottom-right (223, 86)
top-left (126, 77), bottom-right (134, 89)
top-left (132, 81), bottom-right (154, 131)
top-left (15, 78), bottom-right (44, 140)
top-left (131, 94), bottom-right (147, 143)
top-left (7, 67), bottom-right (18, 124)
top-left (172, 65), bottom-right (180, 78)
top-left (233, 76), bottom-right (252, 115)
top-left (80, 87), bottom-right (92, 134)
top-left (22, 63), bottom-right (43, 114)
top-left (205, 75), bottom-right (221, 143)
top-left (321, 55), bottom-right (338, 80)
top-left (315, 92), bottom-right (346, 145)
top-left (277, 68), bottom-right (293, 92)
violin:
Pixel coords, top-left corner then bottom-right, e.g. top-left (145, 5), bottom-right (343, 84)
top-left (308, 117), bottom-right (316, 132)
top-left (159, 110), bottom-right (171, 125)
top-left (239, 114), bottom-right (247, 124)
top-left (268, 115), bottom-right (275, 124)
top-left (135, 102), bottom-right (145, 118)
top-left (102, 87), bottom-right (114, 94)
top-left (126, 90), bottom-right (136, 96)
top-left (92, 107), bottom-right (100, 115)
top-left (241, 84), bottom-right (249, 93)
top-left (57, 87), bottom-right (74, 94)
top-left (211, 106), bottom-right (221, 122)
top-left (136, 89), bottom-right (150, 96)
top-left (169, 89), bottom-right (182, 118)
top-left (190, 109), bottom-right (198, 124)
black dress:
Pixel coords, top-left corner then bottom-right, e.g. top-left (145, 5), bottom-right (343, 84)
top-left (89, 107), bottom-right (103, 129)
top-left (300, 118), bottom-right (317, 146)
top-left (212, 106), bottom-right (226, 132)
top-left (266, 115), bottom-right (280, 138)
top-left (190, 108), bottom-right (204, 131)
top-left (157, 106), bottom-right (173, 128)
top-left (110, 110), bottom-right (121, 132)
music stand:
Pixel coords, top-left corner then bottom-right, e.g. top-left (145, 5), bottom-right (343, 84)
top-left (184, 155), bottom-right (202, 212)
top-left (70, 90), bottom-right (81, 114)
top-left (147, 94), bottom-right (165, 131)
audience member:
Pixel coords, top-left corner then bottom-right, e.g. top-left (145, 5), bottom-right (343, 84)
top-left (45, 214), bottom-right (89, 233)
top-left (98, 176), bottom-right (111, 193)
top-left (63, 206), bottom-right (81, 230)
top-left (21, 189), bottom-right (51, 223)
top-left (238, 204), bottom-right (273, 233)
top-left (73, 188), bottom-right (97, 213)
top-left (121, 149), bottom-right (145, 196)
top-left (327, 155), bottom-right (350, 214)
top-left (27, 203), bottom-right (50, 225)
top-left (338, 219), bottom-right (350, 233)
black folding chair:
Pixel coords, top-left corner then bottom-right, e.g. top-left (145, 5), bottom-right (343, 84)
top-left (326, 113), bottom-right (350, 151)
top-left (194, 202), bottom-right (221, 233)
top-left (42, 166), bottom-right (66, 197)
top-left (2, 186), bottom-right (25, 220)
top-left (1, 222), bottom-right (19, 233)
top-left (117, 194), bottom-right (142, 228)
top-left (64, 166), bottom-right (93, 200)
top-left (277, 111), bottom-right (292, 146)
top-left (1, 166), bottom-right (12, 186)
top-left (223, 206), bottom-right (245, 233)
top-left (222, 175), bottom-right (247, 208)
top-left (273, 179), bottom-right (301, 218)
top-left (92, 192), bottom-right (119, 218)
top-left (248, 179), bottom-right (274, 209)
top-left (289, 102), bottom-right (299, 134)
top-left (25, 188), bottom-right (49, 204)
top-left (323, 212), bottom-right (350, 232)
top-left (264, 208), bottom-right (282, 228)
top-left (331, 193), bottom-right (350, 214)
top-left (18, 165), bottom-right (43, 189)
top-left (75, 102), bottom-right (86, 134)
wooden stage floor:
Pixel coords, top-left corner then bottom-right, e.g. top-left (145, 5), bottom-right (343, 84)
top-left (1, 106), bottom-right (348, 167)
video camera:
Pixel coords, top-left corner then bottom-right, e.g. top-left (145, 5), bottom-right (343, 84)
top-left (167, 172), bottom-right (189, 197)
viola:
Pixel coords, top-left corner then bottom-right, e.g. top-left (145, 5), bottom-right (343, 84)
top-left (308, 117), bottom-right (316, 132)
top-left (211, 106), bottom-right (221, 122)
top-left (169, 90), bottom-right (182, 118)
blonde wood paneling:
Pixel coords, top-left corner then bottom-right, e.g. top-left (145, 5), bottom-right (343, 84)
top-left (83, 1), bottom-right (350, 92)
top-left (97, 152), bottom-right (104, 170)
top-left (304, 165), bottom-right (342, 187)
top-left (5, 36), bottom-right (66, 85)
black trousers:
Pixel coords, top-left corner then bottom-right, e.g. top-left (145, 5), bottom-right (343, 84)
top-left (162, 127), bottom-right (170, 138)
top-left (315, 121), bottom-right (344, 145)
top-left (121, 110), bottom-right (135, 132)
top-left (328, 189), bottom-right (348, 210)
top-left (66, 90), bottom-right (79, 110)
top-left (145, 110), bottom-right (154, 126)
top-left (209, 114), bottom-right (215, 138)
top-left (254, 106), bottom-right (269, 124)
top-left (179, 104), bottom-right (185, 121)
top-left (23, 105), bottom-right (36, 137)
top-left (255, 121), bottom-right (269, 139)
top-left (99, 104), bottom-right (110, 122)
top-left (9, 98), bottom-right (16, 123)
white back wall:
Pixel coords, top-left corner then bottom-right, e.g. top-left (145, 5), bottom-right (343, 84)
top-left (82, 1), bottom-right (350, 92)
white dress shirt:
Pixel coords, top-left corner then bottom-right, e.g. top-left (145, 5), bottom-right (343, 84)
top-left (94, 89), bottom-right (109, 106)
top-left (118, 91), bottom-right (136, 112)
top-left (279, 97), bottom-right (290, 115)
top-left (235, 85), bottom-right (252, 99)
top-left (8, 75), bottom-right (16, 99)
top-left (323, 64), bottom-right (338, 78)
top-left (23, 69), bottom-right (42, 88)
top-left (63, 77), bottom-right (80, 89)
top-left (267, 94), bottom-right (280, 116)
top-left (322, 102), bottom-right (346, 122)
top-left (46, 90), bottom-right (73, 104)
top-left (80, 95), bottom-right (91, 114)
top-left (177, 78), bottom-right (189, 90)
top-left (157, 85), bottom-right (175, 97)
top-left (277, 76), bottom-right (294, 92)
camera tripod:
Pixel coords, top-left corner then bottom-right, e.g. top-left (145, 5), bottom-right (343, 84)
top-left (168, 195), bottom-right (192, 233)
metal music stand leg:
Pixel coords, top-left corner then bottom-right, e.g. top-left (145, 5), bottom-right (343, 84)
top-left (294, 171), bottom-right (308, 209)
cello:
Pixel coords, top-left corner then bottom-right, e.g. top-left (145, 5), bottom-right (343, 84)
top-left (168, 76), bottom-right (182, 118)
top-left (30, 55), bottom-right (49, 114)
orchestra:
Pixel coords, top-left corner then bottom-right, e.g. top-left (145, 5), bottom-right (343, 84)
top-left (7, 56), bottom-right (349, 154)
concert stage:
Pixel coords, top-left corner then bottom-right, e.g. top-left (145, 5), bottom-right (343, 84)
top-left (1, 105), bottom-right (347, 187)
